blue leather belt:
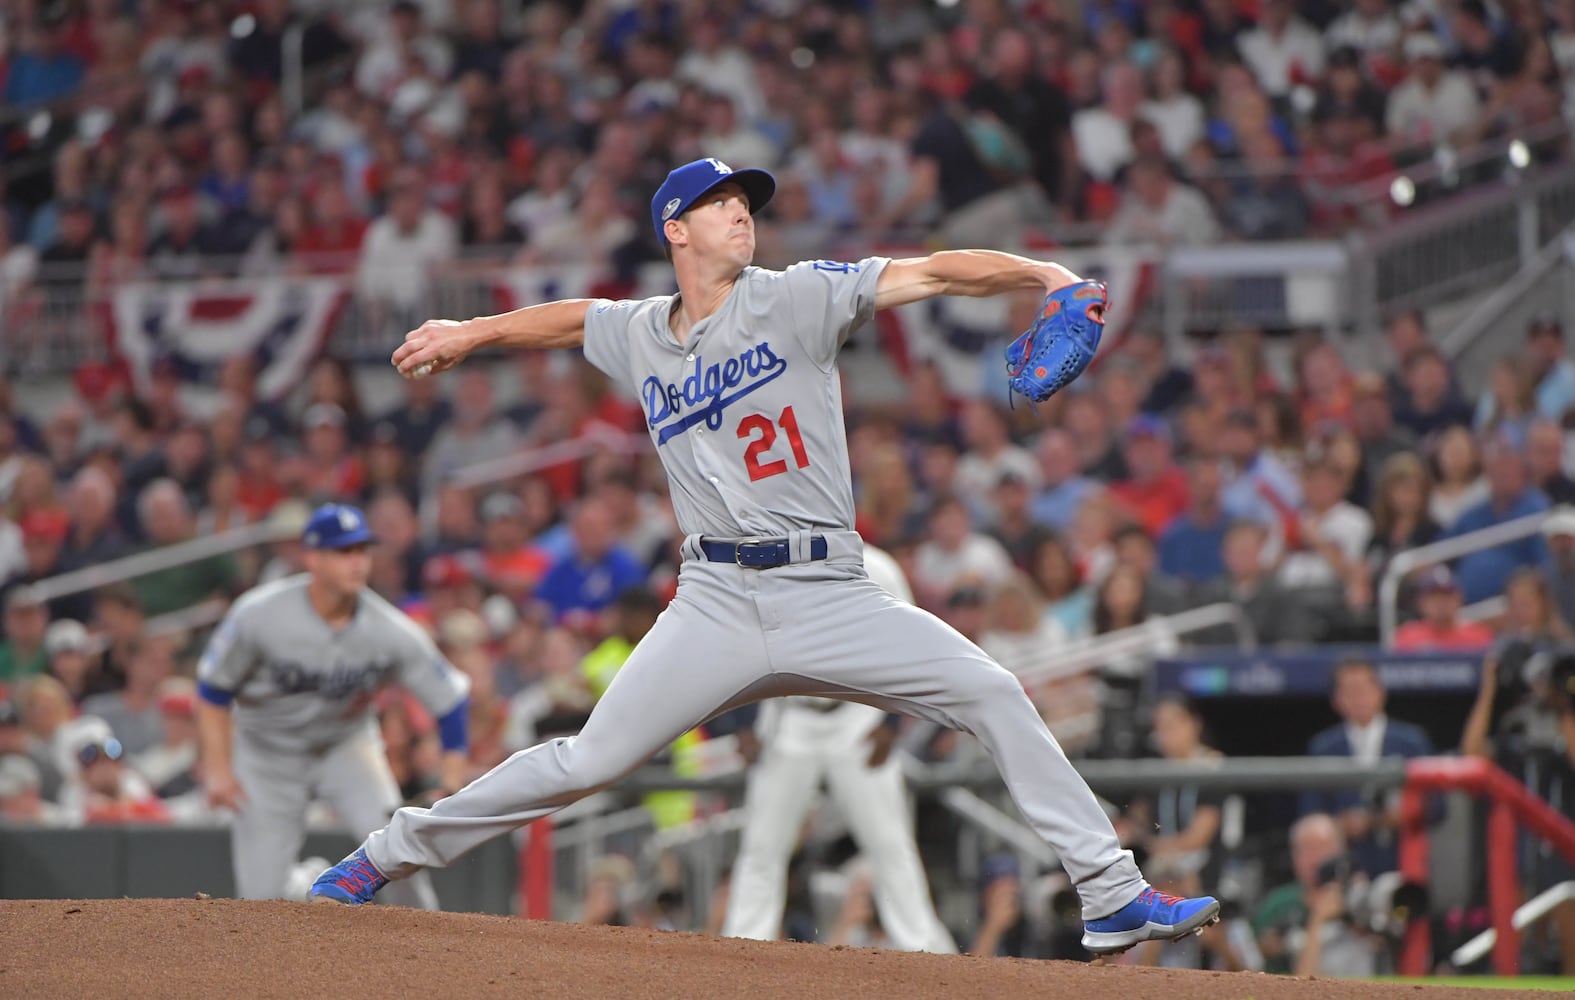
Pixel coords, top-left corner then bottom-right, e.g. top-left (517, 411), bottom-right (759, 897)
top-left (699, 536), bottom-right (828, 568)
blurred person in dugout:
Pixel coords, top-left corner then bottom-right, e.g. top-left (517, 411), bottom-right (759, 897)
top-left (0, 752), bottom-right (66, 825)
top-left (1115, 695), bottom-right (1253, 972)
top-left (1299, 658), bottom-right (1436, 879)
top-left (968, 854), bottom-right (1044, 959)
top-left (1462, 578), bottom-right (1575, 973)
top-left (61, 736), bottom-right (171, 826)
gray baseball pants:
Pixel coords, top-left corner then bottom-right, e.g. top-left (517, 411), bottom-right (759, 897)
top-left (364, 533), bottom-right (1146, 920)
top-left (233, 723), bottom-right (437, 909)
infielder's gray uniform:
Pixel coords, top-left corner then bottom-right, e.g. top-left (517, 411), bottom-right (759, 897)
top-left (198, 576), bottom-right (469, 906)
top-left (364, 258), bottom-right (1146, 921)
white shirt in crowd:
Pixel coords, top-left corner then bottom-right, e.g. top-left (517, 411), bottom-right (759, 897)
top-left (507, 187), bottom-right (574, 241)
top-left (914, 534), bottom-right (1015, 595)
top-left (1428, 477), bottom-right (1490, 530)
top-left (700, 125), bottom-right (779, 172)
top-left (676, 46), bottom-right (764, 120)
top-left (355, 34), bottom-right (453, 102)
top-left (1070, 108), bottom-right (1135, 183)
top-left (0, 516), bottom-right (22, 586)
top-left (1141, 95), bottom-right (1206, 161)
top-left (1324, 10), bottom-right (1403, 57)
top-left (980, 617), bottom-right (1071, 678)
top-left (356, 209), bottom-right (458, 310)
top-left (1105, 182), bottom-right (1222, 247)
top-left (1345, 714), bottom-right (1389, 765)
top-left (1385, 71), bottom-right (1483, 144)
top-left (1278, 501), bottom-right (1374, 589)
top-left (955, 446), bottom-right (1040, 513)
top-left (1237, 17), bottom-right (1327, 97)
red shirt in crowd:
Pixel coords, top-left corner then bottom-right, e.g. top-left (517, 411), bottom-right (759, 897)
top-left (84, 796), bottom-right (172, 825)
top-left (1111, 469), bottom-right (1190, 538)
top-left (295, 218), bottom-right (369, 272)
top-left (1392, 620), bottom-right (1496, 652)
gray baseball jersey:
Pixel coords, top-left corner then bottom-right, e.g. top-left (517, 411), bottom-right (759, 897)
top-left (200, 575), bottom-right (466, 905)
top-left (582, 257), bottom-right (888, 537)
top-left (198, 576), bottom-right (469, 751)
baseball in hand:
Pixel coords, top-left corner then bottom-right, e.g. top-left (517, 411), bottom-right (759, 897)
top-left (410, 362), bottom-right (434, 379)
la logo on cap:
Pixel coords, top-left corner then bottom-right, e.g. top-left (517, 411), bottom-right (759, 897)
top-left (661, 197), bottom-right (682, 220)
top-left (338, 509), bottom-right (358, 531)
top-left (704, 158), bottom-right (731, 174)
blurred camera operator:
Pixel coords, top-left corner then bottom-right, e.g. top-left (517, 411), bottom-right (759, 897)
top-left (1461, 573), bottom-right (1575, 973)
top-left (1251, 813), bottom-right (1384, 978)
top-left (1462, 569), bottom-right (1573, 766)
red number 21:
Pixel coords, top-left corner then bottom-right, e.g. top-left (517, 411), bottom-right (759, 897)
top-left (738, 406), bottom-right (811, 482)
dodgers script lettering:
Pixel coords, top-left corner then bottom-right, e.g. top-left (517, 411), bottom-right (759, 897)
top-left (642, 342), bottom-right (789, 445)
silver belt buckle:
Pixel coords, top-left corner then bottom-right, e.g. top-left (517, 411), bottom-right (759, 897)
top-left (735, 537), bottom-right (764, 566)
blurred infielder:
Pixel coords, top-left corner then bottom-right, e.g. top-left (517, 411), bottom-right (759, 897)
top-left (198, 503), bottom-right (470, 907)
top-left (314, 158), bottom-right (1218, 955)
top-left (723, 542), bottom-right (956, 952)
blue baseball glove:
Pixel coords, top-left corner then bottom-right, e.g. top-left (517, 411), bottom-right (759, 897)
top-left (1005, 280), bottom-right (1108, 404)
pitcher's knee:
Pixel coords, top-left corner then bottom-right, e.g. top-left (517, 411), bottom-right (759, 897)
top-left (558, 737), bottom-right (635, 796)
top-left (971, 661), bottom-right (1033, 707)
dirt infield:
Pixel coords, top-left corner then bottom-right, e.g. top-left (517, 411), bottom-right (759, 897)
top-left (0, 898), bottom-right (1550, 999)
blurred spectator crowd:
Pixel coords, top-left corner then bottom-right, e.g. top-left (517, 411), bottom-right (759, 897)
top-left (5, 0), bottom-right (1575, 975)
top-left (2, 0), bottom-right (1574, 315)
top-left (1, 302), bottom-right (1573, 837)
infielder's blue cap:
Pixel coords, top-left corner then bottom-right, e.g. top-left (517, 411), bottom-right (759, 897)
top-left (303, 503), bottom-right (377, 550)
top-left (650, 157), bottom-right (775, 246)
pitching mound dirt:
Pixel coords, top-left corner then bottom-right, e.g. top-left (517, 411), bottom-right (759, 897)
top-left (0, 898), bottom-right (1544, 998)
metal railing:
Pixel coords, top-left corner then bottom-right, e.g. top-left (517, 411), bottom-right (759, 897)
top-left (19, 517), bottom-right (296, 606)
top-left (1013, 602), bottom-right (1256, 688)
top-left (1439, 224), bottom-right (1575, 360)
top-left (545, 755), bottom-right (1413, 928)
top-left (937, 786), bottom-right (1058, 868)
top-left (448, 428), bottom-right (649, 491)
top-left (612, 755), bottom-right (1410, 796)
top-left (1459, 595), bottom-right (1508, 626)
top-left (1352, 168), bottom-right (1575, 332)
top-left (1377, 509), bottom-right (1554, 646)
top-left (1451, 880), bottom-right (1575, 968)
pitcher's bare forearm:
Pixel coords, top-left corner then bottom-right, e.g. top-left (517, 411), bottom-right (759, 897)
top-left (875, 250), bottom-right (1083, 310)
top-left (467, 298), bottom-right (595, 351)
top-left (393, 299), bottom-right (594, 377)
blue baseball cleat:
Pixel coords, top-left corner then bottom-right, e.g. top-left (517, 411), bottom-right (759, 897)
top-left (1081, 887), bottom-right (1221, 955)
top-left (309, 847), bottom-right (388, 905)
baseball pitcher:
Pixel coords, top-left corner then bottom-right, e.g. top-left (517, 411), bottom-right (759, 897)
top-left (197, 503), bottom-right (470, 907)
top-left (312, 158), bottom-right (1218, 955)
top-left (723, 542), bottom-right (956, 952)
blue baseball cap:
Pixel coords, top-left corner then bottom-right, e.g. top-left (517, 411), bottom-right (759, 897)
top-left (302, 503), bottom-right (377, 550)
top-left (979, 854), bottom-right (1021, 887)
top-left (650, 157), bottom-right (776, 246)
top-left (1126, 413), bottom-right (1171, 441)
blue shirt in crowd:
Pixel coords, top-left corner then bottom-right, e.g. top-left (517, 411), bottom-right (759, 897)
top-left (1536, 359), bottom-right (1575, 422)
top-left (1158, 513), bottom-right (1229, 584)
top-left (534, 545), bottom-right (647, 620)
top-left (3, 51), bottom-right (84, 107)
top-left (1031, 477), bottom-right (1097, 533)
top-left (1447, 488), bottom-right (1551, 604)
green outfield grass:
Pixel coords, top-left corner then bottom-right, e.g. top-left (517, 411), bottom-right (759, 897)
top-left (1372, 977), bottom-right (1575, 991)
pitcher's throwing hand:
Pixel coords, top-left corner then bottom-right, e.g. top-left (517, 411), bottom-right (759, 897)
top-left (393, 319), bottom-right (472, 378)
